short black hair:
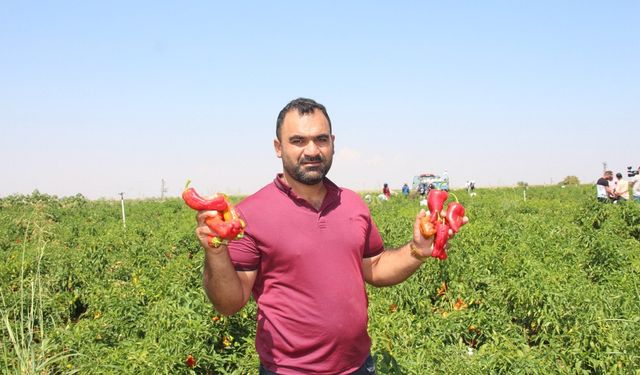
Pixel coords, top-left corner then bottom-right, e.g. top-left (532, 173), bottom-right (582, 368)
top-left (276, 98), bottom-right (332, 141)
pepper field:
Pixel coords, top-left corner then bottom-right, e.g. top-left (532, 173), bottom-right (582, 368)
top-left (1, 186), bottom-right (639, 374)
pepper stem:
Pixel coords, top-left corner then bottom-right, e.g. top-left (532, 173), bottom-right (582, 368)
top-left (210, 237), bottom-right (228, 248)
top-left (450, 192), bottom-right (460, 203)
top-left (184, 179), bottom-right (192, 190)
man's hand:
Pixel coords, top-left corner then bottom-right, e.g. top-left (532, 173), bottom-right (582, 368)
top-left (411, 209), bottom-right (469, 259)
top-left (195, 210), bottom-right (228, 253)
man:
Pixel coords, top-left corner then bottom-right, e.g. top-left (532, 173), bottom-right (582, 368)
top-left (596, 170), bottom-right (615, 202)
top-left (614, 172), bottom-right (630, 201)
top-left (630, 166), bottom-right (640, 202)
top-left (194, 98), bottom-right (466, 374)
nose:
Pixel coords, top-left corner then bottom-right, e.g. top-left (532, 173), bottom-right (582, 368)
top-left (303, 140), bottom-right (320, 156)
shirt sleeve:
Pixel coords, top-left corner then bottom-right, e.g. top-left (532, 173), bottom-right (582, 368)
top-left (226, 207), bottom-right (260, 271)
top-left (363, 214), bottom-right (384, 258)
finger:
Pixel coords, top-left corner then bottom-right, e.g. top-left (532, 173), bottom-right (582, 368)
top-left (196, 210), bottom-right (219, 226)
top-left (414, 210), bottom-right (434, 246)
top-left (462, 216), bottom-right (469, 225)
top-left (196, 224), bottom-right (214, 239)
top-left (413, 211), bottom-right (422, 237)
top-left (195, 226), bottom-right (225, 250)
top-left (195, 226), bottom-right (211, 248)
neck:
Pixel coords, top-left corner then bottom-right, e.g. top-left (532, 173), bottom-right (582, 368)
top-left (281, 173), bottom-right (327, 209)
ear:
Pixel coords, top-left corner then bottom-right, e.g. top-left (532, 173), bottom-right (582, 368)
top-left (274, 138), bottom-right (282, 158)
top-left (331, 134), bottom-right (336, 155)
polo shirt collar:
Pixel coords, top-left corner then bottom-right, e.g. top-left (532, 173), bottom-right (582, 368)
top-left (273, 174), bottom-right (340, 210)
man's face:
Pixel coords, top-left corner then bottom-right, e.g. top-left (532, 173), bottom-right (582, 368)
top-left (605, 173), bottom-right (613, 181)
top-left (274, 109), bottom-right (335, 185)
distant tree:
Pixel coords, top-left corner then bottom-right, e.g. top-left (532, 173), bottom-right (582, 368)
top-left (560, 176), bottom-right (580, 186)
top-left (517, 181), bottom-right (528, 187)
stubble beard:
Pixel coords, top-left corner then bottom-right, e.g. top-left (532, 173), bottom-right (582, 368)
top-left (284, 155), bottom-right (333, 186)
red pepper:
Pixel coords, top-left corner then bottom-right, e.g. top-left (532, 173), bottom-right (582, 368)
top-left (431, 221), bottom-right (450, 260)
top-left (182, 180), bottom-right (228, 211)
top-left (183, 180), bottom-right (246, 247)
top-left (427, 190), bottom-right (449, 223)
top-left (185, 354), bottom-right (196, 368)
top-left (418, 192), bottom-right (467, 260)
top-left (445, 202), bottom-right (465, 233)
top-left (205, 215), bottom-right (245, 240)
top-left (419, 216), bottom-right (436, 239)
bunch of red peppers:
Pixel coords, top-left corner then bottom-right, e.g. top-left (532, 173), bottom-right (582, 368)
top-left (182, 181), bottom-right (246, 247)
top-left (419, 190), bottom-right (465, 260)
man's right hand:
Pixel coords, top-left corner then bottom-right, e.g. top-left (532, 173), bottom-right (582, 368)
top-left (195, 210), bottom-right (228, 253)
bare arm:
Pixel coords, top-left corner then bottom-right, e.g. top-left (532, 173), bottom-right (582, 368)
top-left (196, 211), bottom-right (256, 316)
top-left (362, 209), bottom-right (431, 287)
top-left (362, 243), bottom-right (426, 287)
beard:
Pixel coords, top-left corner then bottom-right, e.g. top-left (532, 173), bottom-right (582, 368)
top-left (283, 154), bottom-right (333, 185)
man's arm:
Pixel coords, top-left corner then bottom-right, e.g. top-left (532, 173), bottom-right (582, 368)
top-left (605, 185), bottom-right (617, 197)
top-left (362, 209), bottom-right (464, 287)
top-left (362, 243), bottom-right (426, 287)
top-left (196, 211), bottom-right (256, 316)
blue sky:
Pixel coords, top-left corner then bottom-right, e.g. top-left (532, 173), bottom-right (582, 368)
top-left (1, 1), bottom-right (638, 199)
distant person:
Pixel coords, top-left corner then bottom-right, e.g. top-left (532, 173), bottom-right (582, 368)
top-left (614, 173), bottom-right (629, 201)
top-left (611, 174), bottom-right (619, 192)
top-left (418, 182), bottom-right (427, 199)
top-left (630, 166), bottom-right (640, 202)
top-left (466, 180), bottom-right (476, 197)
top-left (442, 170), bottom-right (449, 191)
top-left (596, 170), bottom-right (615, 202)
top-left (383, 183), bottom-right (391, 199)
top-left (402, 183), bottom-right (410, 198)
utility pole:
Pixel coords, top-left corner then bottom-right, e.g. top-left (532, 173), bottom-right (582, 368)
top-left (603, 162), bottom-right (607, 172)
top-left (161, 179), bottom-right (168, 200)
top-left (119, 192), bottom-right (126, 228)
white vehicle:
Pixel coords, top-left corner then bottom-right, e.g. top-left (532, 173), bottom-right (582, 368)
top-left (412, 173), bottom-right (449, 196)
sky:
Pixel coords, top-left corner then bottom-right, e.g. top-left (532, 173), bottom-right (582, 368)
top-left (1, 1), bottom-right (638, 199)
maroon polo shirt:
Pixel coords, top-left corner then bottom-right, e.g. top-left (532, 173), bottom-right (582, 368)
top-left (228, 175), bottom-right (384, 375)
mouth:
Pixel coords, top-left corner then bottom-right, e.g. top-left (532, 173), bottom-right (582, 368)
top-left (300, 157), bottom-right (323, 167)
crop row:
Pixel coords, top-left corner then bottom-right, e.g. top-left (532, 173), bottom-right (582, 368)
top-left (1, 186), bottom-right (639, 374)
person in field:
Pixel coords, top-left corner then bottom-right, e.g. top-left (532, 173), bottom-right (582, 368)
top-left (614, 173), bottom-right (630, 202)
top-left (382, 183), bottom-right (391, 200)
top-left (402, 183), bottom-right (410, 198)
top-left (596, 170), bottom-right (616, 203)
top-left (192, 98), bottom-right (467, 375)
top-left (630, 166), bottom-right (640, 202)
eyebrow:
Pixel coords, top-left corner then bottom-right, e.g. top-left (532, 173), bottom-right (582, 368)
top-left (288, 133), bottom-right (331, 141)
